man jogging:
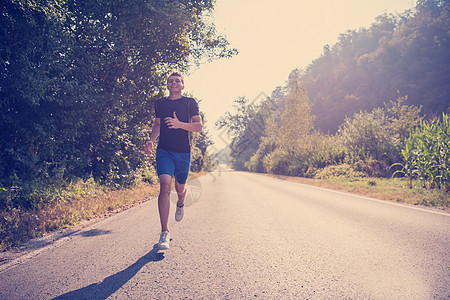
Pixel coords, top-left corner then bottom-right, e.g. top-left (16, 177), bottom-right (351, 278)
top-left (145, 71), bottom-right (202, 250)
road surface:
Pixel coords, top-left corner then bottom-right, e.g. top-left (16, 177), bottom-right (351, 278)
top-left (0, 169), bottom-right (449, 299)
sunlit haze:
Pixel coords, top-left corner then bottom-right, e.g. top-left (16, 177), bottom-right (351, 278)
top-left (185, 0), bottom-right (415, 152)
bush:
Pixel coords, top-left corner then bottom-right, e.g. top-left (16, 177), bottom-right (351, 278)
top-left (247, 138), bottom-right (277, 173)
top-left (315, 164), bottom-right (366, 179)
top-left (305, 133), bottom-right (345, 169)
top-left (353, 157), bottom-right (391, 177)
top-left (263, 149), bottom-right (291, 175)
top-left (338, 108), bottom-right (401, 167)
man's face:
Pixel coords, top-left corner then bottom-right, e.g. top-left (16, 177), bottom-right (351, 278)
top-left (167, 75), bottom-right (184, 93)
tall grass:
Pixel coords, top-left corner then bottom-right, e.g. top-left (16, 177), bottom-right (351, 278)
top-left (392, 113), bottom-right (449, 191)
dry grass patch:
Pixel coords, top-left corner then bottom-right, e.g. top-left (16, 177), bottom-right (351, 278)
top-left (1, 172), bottom-right (206, 251)
top-left (0, 182), bottom-right (159, 251)
top-left (258, 173), bottom-right (449, 213)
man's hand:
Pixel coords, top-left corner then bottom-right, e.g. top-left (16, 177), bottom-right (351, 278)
top-left (165, 112), bottom-right (183, 129)
top-left (145, 140), bottom-right (154, 155)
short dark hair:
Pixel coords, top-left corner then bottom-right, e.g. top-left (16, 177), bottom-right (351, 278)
top-left (167, 71), bottom-right (184, 84)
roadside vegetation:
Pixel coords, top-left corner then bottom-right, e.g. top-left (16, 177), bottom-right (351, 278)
top-left (217, 1), bottom-right (449, 211)
top-left (0, 1), bottom-right (230, 251)
top-left (261, 174), bottom-right (449, 212)
top-left (0, 171), bottom-right (209, 252)
top-left (0, 178), bottom-right (158, 251)
top-left (2, 0), bottom-right (449, 251)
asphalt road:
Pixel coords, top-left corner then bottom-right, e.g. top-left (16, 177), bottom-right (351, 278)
top-left (0, 169), bottom-right (449, 299)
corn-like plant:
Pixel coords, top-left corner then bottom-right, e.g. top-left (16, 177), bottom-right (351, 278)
top-left (392, 113), bottom-right (449, 190)
top-left (391, 132), bottom-right (417, 188)
top-left (438, 113), bottom-right (450, 191)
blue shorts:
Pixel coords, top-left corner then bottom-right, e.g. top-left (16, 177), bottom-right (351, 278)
top-left (156, 148), bottom-right (191, 184)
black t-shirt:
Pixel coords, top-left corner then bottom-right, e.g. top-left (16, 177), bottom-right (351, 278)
top-left (155, 96), bottom-right (200, 153)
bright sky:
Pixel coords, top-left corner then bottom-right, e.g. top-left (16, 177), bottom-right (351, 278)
top-left (185, 0), bottom-right (416, 152)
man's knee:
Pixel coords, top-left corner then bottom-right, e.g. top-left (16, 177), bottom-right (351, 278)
top-left (159, 181), bottom-right (172, 197)
top-left (175, 182), bottom-right (186, 194)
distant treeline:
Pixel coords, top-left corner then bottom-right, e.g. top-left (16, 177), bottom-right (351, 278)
top-left (304, 0), bottom-right (449, 133)
top-left (0, 0), bottom-right (234, 210)
top-left (217, 0), bottom-right (449, 191)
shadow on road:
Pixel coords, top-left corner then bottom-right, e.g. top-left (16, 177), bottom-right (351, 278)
top-left (53, 244), bottom-right (164, 299)
top-left (79, 229), bottom-right (112, 237)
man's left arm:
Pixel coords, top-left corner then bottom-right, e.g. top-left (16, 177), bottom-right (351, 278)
top-left (185, 115), bottom-right (203, 132)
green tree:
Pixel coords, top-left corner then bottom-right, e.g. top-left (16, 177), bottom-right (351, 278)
top-left (216, 95), bottom-right (273, 171)
top-left (260, 69), bottom-right (317, 176)
top-left (0, 0), bottom-right (74, 190)
top-left (190, 112), bottom-right (214, 172)
top-left (0, 0), bottom-right (235, 209)
top-left (303, 1), bottom-right (449, 133)
top-left (276, 69), bottom-right (315, 156)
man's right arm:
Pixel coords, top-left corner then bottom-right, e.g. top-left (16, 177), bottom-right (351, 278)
top-left (145, 117), bottom-right (160, 155)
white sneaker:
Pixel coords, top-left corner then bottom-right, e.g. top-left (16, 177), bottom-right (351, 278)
top-left (158, 231), bottom-right (170, 250)
top-left (175, 204), bottom-right (184, 222)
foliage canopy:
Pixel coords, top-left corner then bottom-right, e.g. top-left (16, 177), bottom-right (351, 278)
top-left (217, 1), bottom-right (448, 190)
top-left (0, 0), bottom-right (235, 209)
top-left (303, 0), bottom-right (449, 133)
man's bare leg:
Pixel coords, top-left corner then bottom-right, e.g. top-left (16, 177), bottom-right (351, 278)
top-left (175, 181), bottom-right (186, 207)
top-left (158, 174), bottom-right (172, 232)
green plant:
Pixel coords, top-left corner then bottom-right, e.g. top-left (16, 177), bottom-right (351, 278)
top-left (391, 113), bottom-right (449, 191)
top-left (314, 164), bottom-right (366, 179)
top-left (391, 132), bottom-right (418, 188)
